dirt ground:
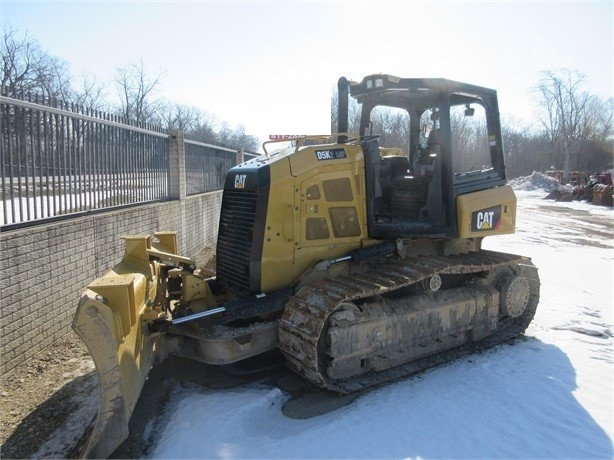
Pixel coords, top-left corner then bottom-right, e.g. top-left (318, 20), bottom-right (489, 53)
top-left (0, 334), bottom-right (97, 459)
top-left (0, 338), bottom-right (357, 459)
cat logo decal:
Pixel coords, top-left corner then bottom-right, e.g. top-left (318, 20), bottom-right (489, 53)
top-left (472, 206), bottom-right (502, 231)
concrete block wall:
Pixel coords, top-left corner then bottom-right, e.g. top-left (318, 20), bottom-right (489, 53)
top-left (0, 191), bottom-right (223, 376)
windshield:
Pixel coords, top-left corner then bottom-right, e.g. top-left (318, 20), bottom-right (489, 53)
top-left (367, 105), bottom-right (410, 154)
top-left (450, 102), bottom-right (492, 174)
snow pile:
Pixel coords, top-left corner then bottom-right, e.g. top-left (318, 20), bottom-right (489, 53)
top-left (508, 171), bottom-right (565, 192)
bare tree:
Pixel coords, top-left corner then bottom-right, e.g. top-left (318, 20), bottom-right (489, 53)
top-left (160, 102), bottom-right (203, 132)
top-left (1, 26), bottom-right (71, 100)
top-left (502, 93), bottom-right (612, 179)
top-left (367, 106), bottom-right (410, 153)
top-left (585, 96), bottom-right (613, 143)
top-left (501, 116), bottom-right (539, 177)
top-left (1, 27), bottom-right (280, 154)
top-left (114, 60), bottom-right (163, 124)
top-left (536, 69), bottom-right (595, 180)
top-left (217, 123), bottom-right (259, 152)
top-left (189, 116), bottom-right (221, 145)
top-left (71, 73), bottom-right (106, 111)
top-left (2, 27), bottom-right (40, 92)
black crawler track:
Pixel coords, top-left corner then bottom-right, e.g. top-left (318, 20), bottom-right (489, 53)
top-left (278, 250), bottom-right (540, 393)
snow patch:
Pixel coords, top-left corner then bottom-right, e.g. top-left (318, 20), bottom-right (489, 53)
top-left (508, 171), bottom-right (566, 192)
top-left (148, 192), bottom-right (613, 459)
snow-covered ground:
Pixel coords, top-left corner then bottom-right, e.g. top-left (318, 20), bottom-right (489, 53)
top-left (149, 186), bottom-right (613, 459)
top-left (1, 172), bottom-right (167, 225)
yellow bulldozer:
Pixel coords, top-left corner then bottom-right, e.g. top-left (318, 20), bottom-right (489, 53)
top-left (74, 74), bottom-right (540, 457)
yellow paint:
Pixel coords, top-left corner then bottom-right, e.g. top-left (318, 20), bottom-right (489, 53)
top-left (259, 143), bottom-right (371, 292)
top-left (456, 186), bottom-right (517, 238)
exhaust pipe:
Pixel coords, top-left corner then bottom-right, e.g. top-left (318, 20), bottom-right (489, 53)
top-left (337, 77), bottom-right (349, 144)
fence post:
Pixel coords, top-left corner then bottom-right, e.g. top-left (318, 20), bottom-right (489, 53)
top-left (236, 148), bottom-right (244, 165)
top-left (168, 130), bottom-right (186, 200)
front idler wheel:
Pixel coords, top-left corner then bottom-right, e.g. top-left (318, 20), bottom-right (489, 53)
top-left (498, 275), bottom-right (531, 318)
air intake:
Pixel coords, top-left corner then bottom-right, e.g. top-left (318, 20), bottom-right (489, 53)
top-left (216, 189), bottom-right (258, 294)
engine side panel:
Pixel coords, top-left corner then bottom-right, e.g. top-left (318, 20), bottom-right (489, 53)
top-left (290, 143), bottom-right (369, 283)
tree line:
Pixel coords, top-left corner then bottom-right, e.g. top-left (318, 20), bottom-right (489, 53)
top-left (509, 70), bottom-right (612, 179)
top-left (1, 27), bottom-right (260, 152)
top-left (2, 27), bottom-right (612, 178)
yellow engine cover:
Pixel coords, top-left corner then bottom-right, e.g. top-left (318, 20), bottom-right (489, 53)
top-left (258, 142), bottom-right (368, 293)
top-left (456, 186), bottom-right (517, 238)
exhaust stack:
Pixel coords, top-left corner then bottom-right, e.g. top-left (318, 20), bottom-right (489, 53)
top-left (337, 77), bottom-right (349, 144)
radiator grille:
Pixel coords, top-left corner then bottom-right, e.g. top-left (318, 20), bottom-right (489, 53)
top-left (216, 190), bottom-right (258, 293)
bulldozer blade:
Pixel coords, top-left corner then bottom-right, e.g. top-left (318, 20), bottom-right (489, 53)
top-left (73, 288), bottom-right (162, 458)
top-left (72, 234), bottom-right (178, 458)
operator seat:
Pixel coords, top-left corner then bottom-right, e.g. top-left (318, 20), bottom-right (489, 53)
top-left (425, 128), bottom-right (439, 160)
top-left (427, 128), bottom-right (439, 150)
top-left (418, 129), bottom-right (443, 220)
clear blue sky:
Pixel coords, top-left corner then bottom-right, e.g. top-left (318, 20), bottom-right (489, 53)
top-left (2, 0), bottom-right (612, 145)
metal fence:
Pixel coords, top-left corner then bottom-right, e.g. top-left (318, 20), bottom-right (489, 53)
top-left (185, 140), bottom-right (236, 195)
top-left (185, 140), bottom-right (259, 195)
top-left (1, 90), bottom-right (170, 228)
top-left (1, 90), bottom-right (260, 230)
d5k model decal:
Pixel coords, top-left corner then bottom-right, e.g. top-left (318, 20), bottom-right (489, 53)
top-left (315, 148), bottom-right (347, 161)
top-left (472, 205), bottom-right (502, 231)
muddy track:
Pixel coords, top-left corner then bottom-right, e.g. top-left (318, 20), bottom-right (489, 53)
top-left (279, 251), bottom-right (540, 393)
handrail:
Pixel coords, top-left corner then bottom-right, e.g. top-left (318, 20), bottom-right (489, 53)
top-left (261, 133), bottom-right (359, 157)
top-left (184, 138), bottom-right (237, 154)
top-left (0, 95), bottom-right (169, 138)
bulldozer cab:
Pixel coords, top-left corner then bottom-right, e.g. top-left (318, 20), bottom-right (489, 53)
top-left (340, 75), bottom-right (507, 239)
